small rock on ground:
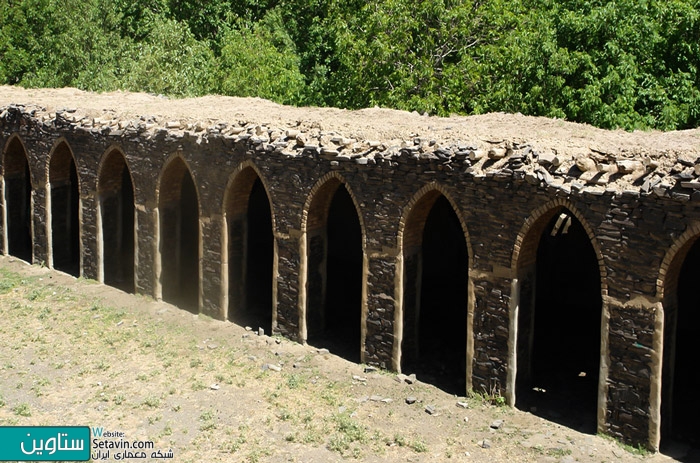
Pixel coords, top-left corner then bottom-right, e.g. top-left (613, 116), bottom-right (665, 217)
top-left (479, 439), bottom-right (492, 449)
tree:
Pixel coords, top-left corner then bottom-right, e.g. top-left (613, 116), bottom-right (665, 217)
top-left (318, 0), bottom-right (525, 116)
top-left (472, 0), bottom-right (700, 130)
top-left (216, 9), bottom-right (305, 104)
top-left (124, 19), bottom-right (215, 97)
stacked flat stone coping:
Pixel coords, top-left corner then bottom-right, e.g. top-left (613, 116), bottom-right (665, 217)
top-left (2, 93), bottom-right (700, 451)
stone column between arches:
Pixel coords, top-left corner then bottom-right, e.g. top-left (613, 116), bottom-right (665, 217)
top-left (80, 192), bottom-right (98, 280)
top-left (200, 214), bottom-right (223, 318)
top-left (135, 203), bottom-right (155, 297)
top-left (603, 296), bottom-right (657, 447)
top-left (275, 233), bottom-right (301, 341)
top-left (365, 252), bottom-right (397, 369)
top-left (32, 184), bottom-right (49, 266)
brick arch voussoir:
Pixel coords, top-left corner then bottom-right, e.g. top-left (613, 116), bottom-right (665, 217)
top-left (156, 153), bottom-right (201, 214)
top-left (511, 198), bottom-right (608, 295)
top-left (397, 181), bottom-right (474, 265)
top-left (47, 138), bottom-right (82, 196)
top-left (2, 133), bottom-right (34, 185)
top-left (223, 160), bottom-right (277, 233)
top-left (97, 145), bottom-right (135, 197)
top-left (301, 171), bottom-right (367, 251)
top-left (656, 221), bottom-right (700, 300)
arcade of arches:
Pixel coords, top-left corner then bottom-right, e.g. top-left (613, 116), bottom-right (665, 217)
top-left (3, 104), bottom-right (700, 451)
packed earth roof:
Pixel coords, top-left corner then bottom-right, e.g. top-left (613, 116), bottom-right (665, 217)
top-left (2, 86), bottom-right (700, 197)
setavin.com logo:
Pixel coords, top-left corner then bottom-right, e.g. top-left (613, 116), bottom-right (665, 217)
top-left (0, 426), bottom-right (90, 461)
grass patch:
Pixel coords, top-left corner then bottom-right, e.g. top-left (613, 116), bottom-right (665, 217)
top-left (327, 413), bottom-right (368, 456)
top-left (286, 373), bottom-right (305, 389)
top-left (391, 434), bottom-right (429, 453)
top-left (599, 433), bottom-right (650, 456)
top-left (199, 409), bottom-right (218, 431)
top-left (12, 403), bottom-right (31, 417)
top-left (142, 395), bottom-right (161, 408)
top-left (468, 388), bottom-right (506, 407)
top-left (547, 447), bottom-right (572, 457)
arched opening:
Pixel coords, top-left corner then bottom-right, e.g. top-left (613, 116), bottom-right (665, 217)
top-left (224, 168), bottom-right (274, 331)
top-left (158, 158), bottom-right (199, 313)
top-left (661, 238), bottom-right (700, 453)
top-left (49, 142), bottom-right (80, 276)
top-left (3, 137), bottom-right (32, 262)
top-left (401, 193), bottom-right (468, 395)
top-left (98, 150), bottom-right (135, 293)
top-left (306, 181), bottom-right (362, 362)
top-left (515, 208), bottom-right (601, 433)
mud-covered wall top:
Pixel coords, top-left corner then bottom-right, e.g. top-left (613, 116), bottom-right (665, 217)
top-left (1, 86), bottom-right (700, 199)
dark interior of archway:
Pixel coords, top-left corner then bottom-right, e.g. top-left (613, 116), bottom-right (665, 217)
top-left (516, 212), bottom-right (601, 433)
top-left (406, 195), bottom-right (468, 395)
top-left (52, 160), bottom-right (80, 277)
top-left (309, 186), bottom-right (362, 362)
top-left (6, 160), bottom-right (32, 262)
top-left (162, 171), bottom-right (199, 313)
top-left (240, 178), bottom-right (273, 331)
top-left (663, 239), bottom-right (700, 451)
top-left (102, 166), bottom-right (135, 293)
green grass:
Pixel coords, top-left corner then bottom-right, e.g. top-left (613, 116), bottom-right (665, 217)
top-left (391, 433), bottom-right (429, 453)
top-left (12, 403), bottom-right (31, 417)
top-left (599, 433), bottom-right (651, 456)
top-left (142, 395), bottom-right (161, 408)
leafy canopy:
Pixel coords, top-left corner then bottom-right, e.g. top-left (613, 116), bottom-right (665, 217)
top-left (1, 0), bottom-right (698, 130)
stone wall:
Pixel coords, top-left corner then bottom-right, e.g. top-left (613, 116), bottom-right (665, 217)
top-left (2, 101), bottom-right (699, 450)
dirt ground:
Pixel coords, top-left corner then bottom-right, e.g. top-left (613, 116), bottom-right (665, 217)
top-left (0, 256), bottom-right (690, 463)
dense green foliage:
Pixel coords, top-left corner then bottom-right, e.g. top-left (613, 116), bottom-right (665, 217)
top-left (1, 0), bottom-right (699, 130)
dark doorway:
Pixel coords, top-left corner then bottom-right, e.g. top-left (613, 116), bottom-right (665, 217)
top-left (99, 152), bottom-right (135, 293)
top-left (159, 160), bottom-right (199, 313)
top-left (402, 194), bottom-right (468, 395)
top-left (227, 175), bottom-right (274, 331)
top-left (516, 210), bottom-right (601, 433)
top-left (307, 184), bottom-right (362, 362)
top-left (4, 138), bottom-right (32, 262)
top-left (50, 144), bottom-right (80, 277)
top-left (661, 238), bottom-right (700, 455)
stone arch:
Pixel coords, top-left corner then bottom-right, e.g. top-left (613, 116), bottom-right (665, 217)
top-left (510, 198), bottom-right (608, 290)
top-left (47, 138), bottom-right (81, 276)
top-left (97, 146), bottom-right (136, 292)
top-left (300, 172), bottom-right (367, 362)
top-left (2, 134), bottom-right (33, 262)
top-left (508, 198), bottom-right (607, 433)
top-left (656, 222), bottom-right (700, 449)
top-left (156, 154), bottom-right (201, 313)
top-left (395, 182), bottom-right (473, 394)
top-left (300, 172), bottom-right (368, 240)
top-left (396, 182), bottom-right (474, 259)
top-left (222, 161), bottom-right (276, 332)
top-left (656, 222), bottom-right (700, 301)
